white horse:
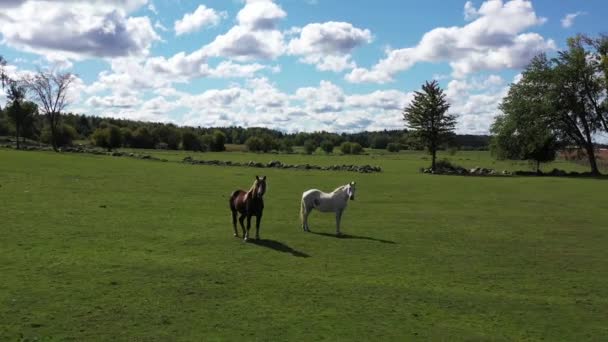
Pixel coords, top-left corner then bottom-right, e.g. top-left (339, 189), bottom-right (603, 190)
top-left (300, 182), bottom-right (356, 235)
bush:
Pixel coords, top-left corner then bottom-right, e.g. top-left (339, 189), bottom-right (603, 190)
top-left (320, 140), bottom-right (334, 154)
top-left (350, 142), bottom-right (363, 154)
top-left (304, 140), bottom-right (317, 154)
top-left (41, 124), bottom-right (77, 147)
top-left (131, 127), bottom-right (155, 149)
top-left (200, 134), bottom-right (214, 152)
top-left (279, 140), bottom-right (293, 153)
top-left (245, 136), bottom-right (264, 152)
top-left (387, 143), bottom-right (401, 152)
top-left (92, 125), bottom-right (122, 151)
top-left (182, 131), bottom-right (202, 151)
top-left (121, 128), bottom-right (133, 147)
top-left (340, 142), bottom-right (352, 154)
top-left (371, 135), bottom-right (390, 149)
top-left (211, 130), bottom-right (226, 152)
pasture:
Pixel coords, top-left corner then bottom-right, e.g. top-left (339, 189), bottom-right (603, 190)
top-left (1, 148), bottom-right (607, 341)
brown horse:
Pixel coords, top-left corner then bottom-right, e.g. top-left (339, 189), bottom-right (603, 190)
top-left (229, 176), bottom-right (267, 241)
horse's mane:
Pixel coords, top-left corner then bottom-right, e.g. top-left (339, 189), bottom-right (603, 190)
top-left (331, 184), bottom-right (348, 194)
top-left (247, 179), bottom-right (259, 196)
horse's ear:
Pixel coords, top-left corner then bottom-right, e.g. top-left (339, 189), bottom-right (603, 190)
top-left (255, 175), bottom-right (259, 180)
top-left (262, 176), bottom-right (266, 180)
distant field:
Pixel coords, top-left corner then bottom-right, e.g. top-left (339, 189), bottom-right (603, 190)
top-left (1, 148), bottom-right (607, 340)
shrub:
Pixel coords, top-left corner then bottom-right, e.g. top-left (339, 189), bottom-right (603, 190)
top-left (200, 134), bottom-right (214, 152)
top-left (211, 130), bottom-right (226, 151)
top-left (279, 140), bottom-right (293, 153)
top-left (41, 124), bottom-right (77, 147)
top-left (92, 125), bottom-right (122, 151)
top-left (121, 128), bottom-right (133, 147)
top-left (245, 136), bottom-right (264, 152)
top-left (320, 140), bottom-right (334, 154)
top-left (182, 131), bottom-right (202, 151)
top-left (387, 143), bottom-right (401, 152)
top-left (340, 142), bottom-right (352, 154)
top-left (304, 139), bottom-right (317, 154)
top-left (131, 127), bottom-right (155, 149)
top-left (371, 135), bottom-right (390, 149)
top-left (350, 142), bottom-right (363, 154)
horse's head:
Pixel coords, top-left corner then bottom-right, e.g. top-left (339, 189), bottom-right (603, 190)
top-left (254, 175), bottom-right (267, 198)
top-left (346, 181), bottom-right (356, 200)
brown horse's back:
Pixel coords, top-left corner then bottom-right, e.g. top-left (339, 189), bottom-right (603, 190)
top-left (230, 190), bottom-right (247, 213)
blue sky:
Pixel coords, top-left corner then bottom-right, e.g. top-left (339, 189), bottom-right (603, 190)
top-left (0, 0), bottom-right (606, 133)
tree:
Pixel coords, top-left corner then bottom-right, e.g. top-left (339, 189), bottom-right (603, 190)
top-left (320, 140), bottom-right (334, 154)
top-left (370, 135), bottom-right (390, 149)
top-left (403, 80), bottom-right (456, 170)
top-left (0, 56), bottom-right (8, 89)
top-left (303, 139), bottom-right (317, 154)
top-left (200, 134), bottom-right (214, 151)
top-left (349, 142), bottom-right (363, 154)
top-left (212, 130), bottom-right (226, 151)
top-left (5, 81), bottom-right (28, 148)
top-left (92, 125), bottom-right (122, 151)
top-left (490, 114), bottom-right (558, 173)
top-left (340, 142), bottom-right (352, 154)
top-left (501, 35), bottom-right (608, 175)
top-left (24, 70), bottom-right (74, 151)
top-left (387, 143), bottom-right (401, 152)
top-left (245, 136), bottom-right (264, 152)
top-left (182, 131), bottom-right (202, 151)
top-left (132, 126), bottom-right (155, 149)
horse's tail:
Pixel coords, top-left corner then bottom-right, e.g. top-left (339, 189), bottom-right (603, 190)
top-left (300, 197), bottom-right (305, 223)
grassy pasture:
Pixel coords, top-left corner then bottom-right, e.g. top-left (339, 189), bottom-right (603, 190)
top-left (1, 148), bottom-right (607, 341)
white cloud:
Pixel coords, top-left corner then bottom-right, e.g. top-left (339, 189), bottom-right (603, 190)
top-left (346, 0), bottom-right (553, 83)
top-left (561, 12), bottom-right (585, 28)
top-left (287, 21), bottom-right (372, 71)
top-left (0, 1), bottom-right (160, 62)
top-left (174, 5), bottom-right (226, 36)
top-left (464, 1), bottom-right (479, 21)
top-left (181, 0), bottom-right (287, 61)
top-left (237, 0), bottom-right (287, 30)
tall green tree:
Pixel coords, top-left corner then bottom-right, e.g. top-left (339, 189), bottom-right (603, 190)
top-left (503, 35), bottom-right (608, 175)
top-left (5, 82), bottom-right (37, 149)
top-left (403, 80), bottom-right (456, 170)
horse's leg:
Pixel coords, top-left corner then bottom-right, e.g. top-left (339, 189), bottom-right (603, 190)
top-left (239, 214), bottom-right (246, 239)
top-left (231, 210), bottom-right (238, 237)
top-left (335, 209), bottom-right (343, 236)
top-left (303, 207), bottom-right (311, 232)
top-left (244, 215), bottom-right (252, 241)
top-left (255, 214), bottom-right (262, 240)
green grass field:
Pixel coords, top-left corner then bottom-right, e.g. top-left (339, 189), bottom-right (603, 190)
top-left (1, 148), bottom-right (607, 341)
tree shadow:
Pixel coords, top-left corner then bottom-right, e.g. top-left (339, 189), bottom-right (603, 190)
top-left (250, 239), bottom-right (310, 258)
top-left (310, 232), bottom-right (396, 244)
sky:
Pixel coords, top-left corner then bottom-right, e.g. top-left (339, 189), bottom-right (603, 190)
top-left (0, 0), bottom-right (606, 134)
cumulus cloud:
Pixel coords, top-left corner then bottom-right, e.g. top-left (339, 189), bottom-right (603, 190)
top-left (174, 5), bottom-right (226, 36)
top-left (201, 0), bottom-right (287, 60)
top-left (0, 0), bottom-right (159, 62)
top-left (287, 21), bottom-right (372, 71)
top-left (561, 12), bottom-right (585, 28)
top-left (346, 0), bottom-right (553, 83)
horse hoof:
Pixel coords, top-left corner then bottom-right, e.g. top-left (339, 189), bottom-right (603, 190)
top-left (234, 234), bottom-right (238, 237)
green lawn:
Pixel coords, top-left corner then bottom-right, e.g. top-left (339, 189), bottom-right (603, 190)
top-left (1, 148), bottom-right (607, 341)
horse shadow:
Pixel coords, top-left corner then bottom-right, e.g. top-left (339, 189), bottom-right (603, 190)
top-left (310, 232), bottom-right (396, 244)
top-left (250, 239), bottom-right (311, 258)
